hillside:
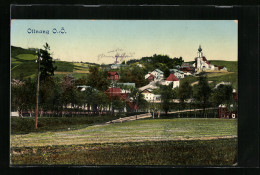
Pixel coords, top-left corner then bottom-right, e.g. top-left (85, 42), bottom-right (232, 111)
top-left (11, 46), bottom-right (237, 89)
top-left (11, 46), bottom-right (90, 80)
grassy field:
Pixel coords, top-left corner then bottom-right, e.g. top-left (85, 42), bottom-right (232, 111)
top-left (11, 118), bottom-right (237, 165)
top-left (11, 138), bottom-right (237, 166)
top-left (11, 118), bottom-right (237, 147)
top-left (209, 60), bottom-right (238, 72)
top-left (11, 115), bottom-right (123, 135)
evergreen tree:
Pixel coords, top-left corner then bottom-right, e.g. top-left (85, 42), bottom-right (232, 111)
top-left (39, 43), bottom-right (57, 82)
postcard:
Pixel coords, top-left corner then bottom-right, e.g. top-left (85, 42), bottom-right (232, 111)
top-left (10, 19), bottom-right (238, 166)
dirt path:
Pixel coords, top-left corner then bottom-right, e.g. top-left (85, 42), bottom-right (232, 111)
top-left (168, 107), bottom-right (217, 114)
top-left (106, 113), bottom-right (152, 124)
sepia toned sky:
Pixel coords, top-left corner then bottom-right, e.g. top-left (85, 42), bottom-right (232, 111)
top-left (11, 20), bottom-right (238, 64)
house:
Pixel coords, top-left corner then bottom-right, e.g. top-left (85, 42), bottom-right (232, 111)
top-left (164, 73), bottom-right (180, 89)
top-left (141, 88), bottom-right (161, 102)
top-left (111, 64), bottom-right (121, 69)
top-left (170, 69), bottom-right (185, 79)
top-left (146, 73), bottom-right (155, 82)
top-left (180, 67), bottom-right (195, 75)
top-left (76, 85), bottom-right (92, 91)
top-left (105, 87), bottom-right (128, 101)
top-left (107, 71), bottom-right (119, 81)
top-left (148, 69), bottom-right (164, 81)
top-left (181, 62), bottom-right (193, 69)
top-left (214, 65), bottom-right (227, 71)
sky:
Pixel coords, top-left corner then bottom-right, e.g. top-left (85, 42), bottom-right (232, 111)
top-left (11, 20), bottom-right (238, 64)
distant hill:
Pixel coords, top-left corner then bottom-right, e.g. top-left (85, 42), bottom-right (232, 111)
top-left (11, 46), bottom-right (103, 80)
top-left (209, 60), bottom-right (237, 72)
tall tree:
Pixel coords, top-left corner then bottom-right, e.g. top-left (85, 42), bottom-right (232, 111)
top-left (194, 76), bottom-right (212, 117)
top-left (178, 81), bottom-right (193, 105)
top-left (39, 43), bottom-right (57, 82)
top-left (157, 83), bottom-right (175, 114)
top-left (87, 66), bottom-right (110, 91)
top-left (211, 84), bottom-right (233, 107)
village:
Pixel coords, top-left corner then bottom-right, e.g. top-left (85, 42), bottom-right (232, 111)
top-left (72, 45), bottom-right (236, 119)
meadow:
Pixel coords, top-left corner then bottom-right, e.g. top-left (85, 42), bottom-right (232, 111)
top-left (10, 118), bottom-right (237, 166)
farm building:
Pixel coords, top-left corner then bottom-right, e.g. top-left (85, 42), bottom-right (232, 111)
top-left (107, 71), bottom-right (120, 81)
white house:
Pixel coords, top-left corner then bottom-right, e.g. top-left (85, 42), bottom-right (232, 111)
top-left (164, 73), bottom-right (180, 89)
top-left (170, 69), bottom-right (185, 79)
top-left (141, 88), bottom-right (161, 102)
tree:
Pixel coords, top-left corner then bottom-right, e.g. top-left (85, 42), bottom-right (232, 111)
top-left (157, 83), bottom-right (175, 114)
top-left (194, 76), bottom-right (212, 117)
top-left (211, 84), bottom-right (233, 107)
top-left (87, 66), bottom-right (110, 91)
top-left (11, 78), bottom-right (36, 117)
top-left (119, 65), bottom-right (148, 88)
top-left (178, 81), bottom-right (193, 107)
top-left (39, 43), bottom-right (57, 82)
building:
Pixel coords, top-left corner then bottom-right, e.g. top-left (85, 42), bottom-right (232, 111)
top-left (193, 45), bottom-right (216, 71)
top-left (107, 71), bottom-right (119, 81)
top-left (105, 87), bottom-right (128, 101)
top-left (141, 88), bottom-right (161, 102)
top-left (164, 73), bottom-right (180, 89)
top-left (170, 69), bottom-right (185, 79)
top-left (145, 69), bottom-right (164, 81)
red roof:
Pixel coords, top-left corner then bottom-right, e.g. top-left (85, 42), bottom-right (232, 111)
top-left (106, 87), bottom-right (121, 94)
top-left (166, 74), bottom-right (179, 81)
top-left (108, 71), bottom-right (118, 76)
top-left (149, 73), bottom-right (155, 78)
top-left (202, 57), bottom-right (210, 64)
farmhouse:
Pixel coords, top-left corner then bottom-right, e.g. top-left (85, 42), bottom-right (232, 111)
top-left (145, 69), bottom-right (164, 81)
top-left (105, 87), bottom-right (128, 101)
top-left (169, 69), bottom-right (185, 79)
top-left (107, 71), bottom-right (119, 81)
top-left (141, 88), bottom-right (161, 102)
top-left (164, 73), bottom-right (180, 89)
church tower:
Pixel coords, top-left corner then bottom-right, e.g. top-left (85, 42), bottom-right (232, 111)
top-left (196, 45), bottom-right (203, 70)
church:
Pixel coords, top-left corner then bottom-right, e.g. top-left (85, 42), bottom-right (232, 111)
top-left (193, 45), bottom-right (216, 71)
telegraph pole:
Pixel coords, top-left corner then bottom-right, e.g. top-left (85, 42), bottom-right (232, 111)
top-left (35, 49), bottom-right (41, 129)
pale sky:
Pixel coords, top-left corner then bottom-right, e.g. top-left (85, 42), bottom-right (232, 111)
top-left (11, 20), bottom-right (238, 64)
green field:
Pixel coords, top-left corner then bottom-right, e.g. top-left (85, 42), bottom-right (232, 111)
top-left (11, 138), bottom-right (237, 166)
top-left (10, 118), bottom-right (237, 165)
top-left (11, 118), bottom-right (237, 147)
top-left (209, 60), bottom-right (238, 72)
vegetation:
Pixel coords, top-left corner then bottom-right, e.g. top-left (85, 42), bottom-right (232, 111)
top-left (11, 118), bottom-right (237, 165)
top-left (11, 118), bottom-right (237, 147)
top-left (209, 60), bottom-right (238, 72)
top-left (11, 138), bottom-right (237, 165)
top-left (11, 115), bottom-right (123, 134)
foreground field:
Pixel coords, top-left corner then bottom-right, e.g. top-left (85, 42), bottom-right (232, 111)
top-left (11, 118), bottom-right (237, 147)
top-left (11, 138), bottom-right (237, 166)
top-left (11, 118), bottom-right (237, 166)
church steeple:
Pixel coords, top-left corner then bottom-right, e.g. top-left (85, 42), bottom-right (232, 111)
top-left (197, 45), bottom-right (203, 58)
top-left (198, 45), bottom-right (202, 52)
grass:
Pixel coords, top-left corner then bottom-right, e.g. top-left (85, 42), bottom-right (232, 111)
top-left (209, 60), bottom-right (238, 72)
top-left (53, 61), bottom-right (74, 72)
top-left (11, 60), bottom-right (38, 79)
top-left (10, 118), bottom-right (237, 165)
top-left (11, 138), bottom-right (237, 166)
top-left (11, 118), bottom-right (237, 148)
top-left (11, 115), bottom-right (123, 135)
